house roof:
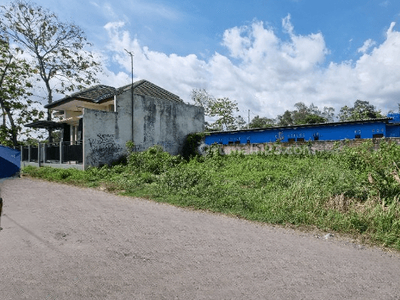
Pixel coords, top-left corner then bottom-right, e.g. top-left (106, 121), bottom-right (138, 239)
top-left (45, 79), bottom-right (182, 110)
top-left (118, 80), bottom-right (182, 102)
top-left (25, 120), bottom-right (66, 129)
top-left (45, 85), bottom-right (116, 109)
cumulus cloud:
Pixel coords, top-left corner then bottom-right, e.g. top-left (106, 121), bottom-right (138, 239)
top-left (102, 17), bottom-right (400, 120)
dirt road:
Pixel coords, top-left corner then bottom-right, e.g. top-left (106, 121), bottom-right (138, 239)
top-left (1, 177), bottom-right (400, 299)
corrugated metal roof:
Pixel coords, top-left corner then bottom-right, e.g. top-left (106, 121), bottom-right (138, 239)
top-left (206, 117), bottom-right (393, 135)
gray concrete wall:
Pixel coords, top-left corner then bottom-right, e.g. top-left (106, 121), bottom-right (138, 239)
top-left (83, 108), bottom-right (125, 169)
top-left (82, 90), bottom-right (204, 168)
top-left (117, 91), bottom-right (204, 155)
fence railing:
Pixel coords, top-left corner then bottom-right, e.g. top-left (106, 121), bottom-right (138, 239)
top-left (21, 141), bottom-right (83, 164)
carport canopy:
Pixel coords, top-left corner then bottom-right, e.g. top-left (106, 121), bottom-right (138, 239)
top-left (24, 120), bottom-right (65, 129)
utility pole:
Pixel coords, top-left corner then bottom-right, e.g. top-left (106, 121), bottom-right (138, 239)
top-left (248, 109), bottom-right (250, 129)
top-left (125, 49), bottom-right (135, 146)
top-left (124, 49), bottom-right (134, 87)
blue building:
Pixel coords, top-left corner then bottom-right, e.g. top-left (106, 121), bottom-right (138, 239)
top-left (205, 113), bottom-right (400, 146)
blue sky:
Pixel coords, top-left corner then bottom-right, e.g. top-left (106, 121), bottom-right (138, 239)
top-left (1, 0), bottom-right (400, 119)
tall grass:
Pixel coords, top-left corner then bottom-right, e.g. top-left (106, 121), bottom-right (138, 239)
top-left (23, 141), bottom-right (400, 250)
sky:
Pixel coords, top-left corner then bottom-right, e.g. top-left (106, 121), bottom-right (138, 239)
top-left (1, 0), bottom-right (400, 121)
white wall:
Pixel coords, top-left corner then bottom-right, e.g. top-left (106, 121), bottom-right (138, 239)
top-left (82, 90), bottom-right (204, 168)
top-left (83, 109), bottom-right (125, 169)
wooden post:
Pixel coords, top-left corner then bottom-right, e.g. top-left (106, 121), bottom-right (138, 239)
top-left (28, 145), bottom-right (31, 162)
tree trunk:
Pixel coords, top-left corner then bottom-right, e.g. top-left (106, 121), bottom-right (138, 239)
top-left (44, 79), bottom-right (53, 142)
top-left (0, 97), bottom-right (18, 147)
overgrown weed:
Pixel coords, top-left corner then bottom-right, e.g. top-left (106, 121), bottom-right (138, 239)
top-left (22, 141), bottom-right (400, 250)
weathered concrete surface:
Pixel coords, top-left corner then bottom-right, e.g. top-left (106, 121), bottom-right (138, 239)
top-left (1, 178), bottom-right (400, 300)
top-left (128, 93), bottom-right (204, 155)
top-left (83, 108), bottom-right (123, 169)
top-left (83, 88), bottom-right (204, 168)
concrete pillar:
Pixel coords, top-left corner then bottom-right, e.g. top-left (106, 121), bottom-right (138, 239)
top-left (59, 141), bottom-right (63, 164)
top-left (38, 142), bottom-right (42, 167)
top-left (43, 143), bottom-right (47, 163)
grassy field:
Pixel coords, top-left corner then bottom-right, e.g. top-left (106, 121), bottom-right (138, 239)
top-left (23, 140), bottom-right (400, 250)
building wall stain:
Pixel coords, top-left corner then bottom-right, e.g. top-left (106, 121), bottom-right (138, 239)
top-left (86, 134), bottom-right (123, 167)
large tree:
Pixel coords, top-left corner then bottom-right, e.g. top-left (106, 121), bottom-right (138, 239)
top-left (338, 100), bottom-right (384, 122)
top-left (276, 102), bottom-right (333, 126)
top-left (0, 0), bottom-right (101, 140)
top-left (191, 89), bottom-right (239, 131)
top-left (249, 115), bottom-right (275, 129)
top-left (0, 38), bottom-right (44, 147)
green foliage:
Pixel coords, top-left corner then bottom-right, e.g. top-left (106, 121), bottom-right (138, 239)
top-left (181, 132), bottom-right (206, 160)
top-left (127, 145), bottom-right (184, 175)
top-left (0, 38), bottom-right (44, 146)
top-left (23, 142), bottom-right (400, 250)
top-left (338, 100), bottom-right (384, 121)
top-left (249, 115), bottom-right (275, 129)
top-left (191, 88), bottom-right (239, 131)
top-left (0, 0), bottom-right (102, 106)
top-left (333, 140), bottom-right (400, 202)
top-left (277, 102), bottom-right (334, 126)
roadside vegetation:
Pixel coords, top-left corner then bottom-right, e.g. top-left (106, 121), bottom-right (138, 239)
top-left (23, 140), bottom-right (400, 251)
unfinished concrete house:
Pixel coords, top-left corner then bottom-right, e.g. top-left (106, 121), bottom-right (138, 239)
top-left (23, 80), bottom-right (204, 169)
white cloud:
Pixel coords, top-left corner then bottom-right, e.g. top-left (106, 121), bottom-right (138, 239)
top-left (102, 18), bottom-right (400, 120)
top-left (282, 14), bottom-right (295, 35)
top-left (357, 39), bottom-right (376, 54)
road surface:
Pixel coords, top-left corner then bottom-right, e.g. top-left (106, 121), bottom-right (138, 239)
top-left (1, 177), bottom-right (400, 299)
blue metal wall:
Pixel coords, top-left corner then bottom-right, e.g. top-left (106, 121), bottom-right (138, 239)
top-left (205, 117), bottom-right (399, 145)
top-left (0, 145), bottom-right (20, 178)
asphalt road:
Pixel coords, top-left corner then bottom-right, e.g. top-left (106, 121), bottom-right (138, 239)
top-left (1, 177), bottom-right (400, 300)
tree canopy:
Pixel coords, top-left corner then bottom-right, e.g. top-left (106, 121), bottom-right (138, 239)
top-left (276, 102), bottom-right (334, 126)
top-left (0, 38), bottom-right (44, 146)
top-left (0, 0), bottom-right (102, 105)
top-left (337, 100), bottom-right (384, 122)
top-left (191, 89), bottom-right (239, 131)
top-left (191, 91), bottom-right (389, 132)
top-left (249, 115), bottom-right (274, 129)
top-left (0, 0), bottom-right (102, 142)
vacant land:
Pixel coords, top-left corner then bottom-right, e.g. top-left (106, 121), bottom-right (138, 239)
top-left (23, 141), bottom-right (400, 250)
top-left (1, 177), bottom-right (400, 299)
